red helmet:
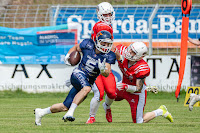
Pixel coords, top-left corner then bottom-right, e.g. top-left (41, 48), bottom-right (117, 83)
top-left (91, 22), bottom-right (113, 42)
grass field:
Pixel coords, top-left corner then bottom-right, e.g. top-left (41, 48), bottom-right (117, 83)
top-left (0, 90), bottom-right (200, 133)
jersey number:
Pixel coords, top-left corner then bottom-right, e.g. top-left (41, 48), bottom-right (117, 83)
top-left (85, 59), bottom-right (96, 72)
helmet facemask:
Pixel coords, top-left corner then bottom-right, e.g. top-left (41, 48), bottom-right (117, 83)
top-left (96, 37), bottom-right (113, 54)
top-left (97, 2), bottom-right (115, 25)
top-left (98, 12), bottom-right (115, 25)
top-left (95, 31), bottom-right (113, 54)
top-left (124, 42), bottom-right (148, 61)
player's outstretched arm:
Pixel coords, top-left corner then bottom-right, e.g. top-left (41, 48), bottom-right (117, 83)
top-left (136, 78), bottom-right (145, 92)
top-left (68, 44), bottom-right (81, 54)
top-left (111, 45), bottom-right (123, 62)
top-left (188, 37), bottom-right (200, 46)
top-left (117, 78), bottom-right (146, 93)
top-left (119, 78), bottom-right (145, 93)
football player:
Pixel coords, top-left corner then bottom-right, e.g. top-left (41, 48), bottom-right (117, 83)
top-left (103, 42), bottom-right (174, 123)
top-left (189, 93), bottom-right (200, 111)
top-left (86, 2), bottom-right (117, 124)
top-left (34, 30), bottom-right (116, 125)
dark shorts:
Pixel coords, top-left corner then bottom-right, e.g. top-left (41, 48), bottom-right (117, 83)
top-left (63, 68), bottom-right (91, 108)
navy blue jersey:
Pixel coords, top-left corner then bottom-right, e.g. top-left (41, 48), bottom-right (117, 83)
top-left (63, 39), bottom-right (116, 108)
top-left (77, 39), bottom-right (116, 84)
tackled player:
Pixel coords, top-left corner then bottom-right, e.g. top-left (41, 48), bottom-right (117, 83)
top-left (103, 42), bottom-right (174, 123)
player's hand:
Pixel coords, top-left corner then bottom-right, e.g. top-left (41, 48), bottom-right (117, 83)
top-left (146, 86), bottom-right (158, 94)
top-left (98, 58), bottom-right (106, 74)
top-left (116, 82), bottom-right (128, 91)
top-left (111, 45), bottom-right (117, 53)
top-left (64, 53), bottom-right (71, 66)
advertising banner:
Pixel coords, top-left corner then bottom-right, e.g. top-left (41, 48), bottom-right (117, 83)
top-left (0, 25), bottom-right (77, 64)
top-left (0, 55), bottom-right (191, 93)
top-left (145, 55), bottom-right (191, 92)
top-left (51, 5), bottom-right (200, 47)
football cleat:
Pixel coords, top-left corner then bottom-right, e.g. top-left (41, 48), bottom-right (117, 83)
top-left (86, 117), bottom-right (96, 124)
top-left (34, 108), bottom-right (44, 126)
top-left (103, 102), bottom-right (112, 122)
top-left (159, 105), bottom-right (173, 123)
top-left (62, 114), bottom-right (75, 122)
top-left (146, 86), bottom-right (158, 94)
top-left (189, 93), bottom-right (198, 111)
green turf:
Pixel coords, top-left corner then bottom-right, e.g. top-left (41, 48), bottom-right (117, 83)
top-left (0, 90), bottom-right (200, 133)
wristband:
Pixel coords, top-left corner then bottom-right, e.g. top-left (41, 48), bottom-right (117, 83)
top-left (126, 85), bottom-right (137, 93)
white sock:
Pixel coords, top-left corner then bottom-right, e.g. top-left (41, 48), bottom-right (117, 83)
top-left (152, 109), bottom-right (163, 117)
top-left (89, 97), bottom-right (100, 118)
top-left (197, 95), bottom-right (200, 101)
top-left (42, 107), bottom-right (52, 116)
top-left (105, 95), bottom-right (114, 109)
top-left (66, 103), bottom-right (77, 116)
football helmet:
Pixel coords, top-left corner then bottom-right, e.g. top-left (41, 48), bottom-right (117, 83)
top-left (91, 22), bottom-right (113, 42)
top-left (124, 42), bottom-right (148, 61)
top-left (95, 30), bottom-right (113, 53)
top-left (97, 2), bottom-right (115, 25)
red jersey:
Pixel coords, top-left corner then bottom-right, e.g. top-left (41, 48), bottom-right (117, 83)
top-left (91, 21), bottom-right (113, 41)
top-left (116, 44), bottom-right (150, 86)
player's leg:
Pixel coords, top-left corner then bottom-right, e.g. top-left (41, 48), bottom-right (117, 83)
top-left (102, 73), bottom-right (116, 122)
top-left (86, 76), bottom-right (104, 124)
top-left (63, 86), bottom-right (91, 122)
top-left (189, 93), bottom-right (200, 111)
top-left (63, 70), bottom-right (91, 122)
top-left (125, 91), bottom-right (143, 123)
top-left (86, 97), bottom-right (99, 123)
top-left (103, 95), bottom-right (114, 122)
top-left (34, 107), bottom-right (52, 126)
top-left (102, 72), bottom-right (116, 99)
top-left (34, 87), bottom-right (78, 126)
top-left (103, 89), bottom-right (123, 122)
top-left (144, 105), bottom-right (173, 123)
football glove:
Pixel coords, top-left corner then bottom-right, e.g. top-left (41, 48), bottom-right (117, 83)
top-left (146, 86), bottom-right (158, 94)
top-left (98, 58), bottom-right (106, 74)
top-left (116, 82), bottom-right (128, 91)
top-left (64, 53), bottom-right (71, 66)
top-left (117, 82), bottom-right (137, 93)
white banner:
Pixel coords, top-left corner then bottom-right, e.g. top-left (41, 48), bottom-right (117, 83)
top-left (0, 55), bottom-right (191, 93)
top-left (144, 55), bottom-right (191, 92)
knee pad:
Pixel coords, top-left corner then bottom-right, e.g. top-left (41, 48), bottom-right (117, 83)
top-left (107, 93), bottom-right (116, 99)
top-left (92, 83), bottom-right (103, 101)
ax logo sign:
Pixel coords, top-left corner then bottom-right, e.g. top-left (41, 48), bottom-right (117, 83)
top-left (12, 64), bottom-right (52, 78)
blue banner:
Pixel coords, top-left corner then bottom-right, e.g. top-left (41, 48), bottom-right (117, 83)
top-left (51, 6), bottom-right (200, 40)
top-left (0, 25), bottom-right (77, 64)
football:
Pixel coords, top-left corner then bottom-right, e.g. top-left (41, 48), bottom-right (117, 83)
top-left (68, 51), bottom-right (81, 66)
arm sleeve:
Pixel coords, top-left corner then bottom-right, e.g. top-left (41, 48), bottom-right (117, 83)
top-left (106, 52), bottom-right (116, 64)
top-left (136, 65), bottom-right (150, 79)
top-left (116, 44), bottom-right (127, 55)
top-left (79, 39), bottom-right (89, 50)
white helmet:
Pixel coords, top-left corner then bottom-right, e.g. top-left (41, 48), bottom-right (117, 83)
top-left (124, 42), bottom-right (148, 61)
top-left (96, 2), bottom-right (115, 25)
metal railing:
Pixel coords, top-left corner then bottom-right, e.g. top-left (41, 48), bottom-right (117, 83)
top-left (0, 4), bottom-right (200, 55)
